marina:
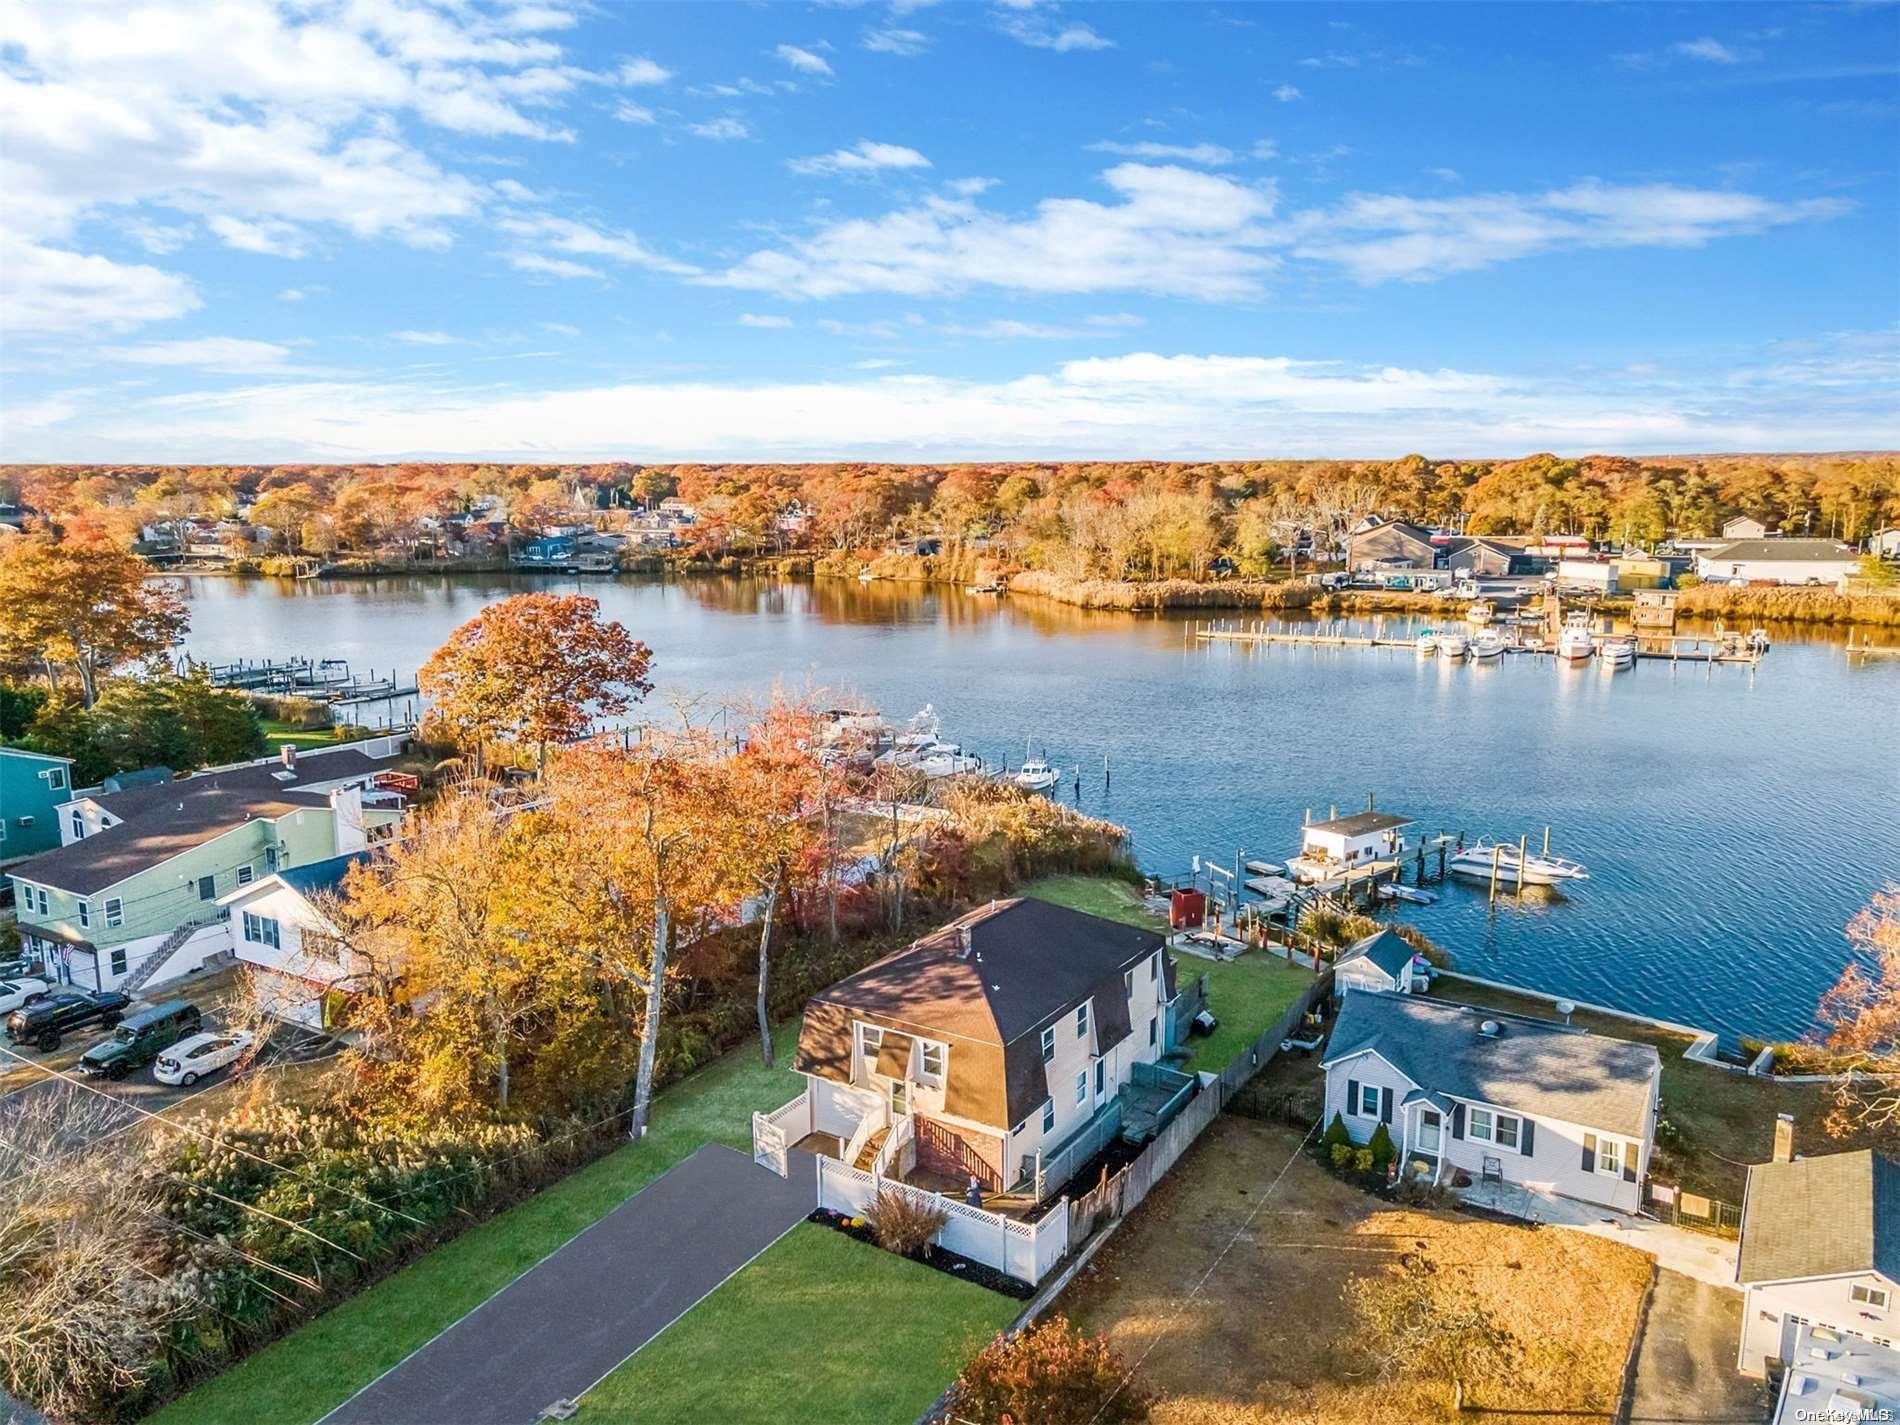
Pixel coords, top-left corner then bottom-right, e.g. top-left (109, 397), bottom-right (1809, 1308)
top-left (1194, 618), bottom-right (1771, 664)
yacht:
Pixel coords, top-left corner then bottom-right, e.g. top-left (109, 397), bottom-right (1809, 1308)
top-left (1597, 635), bottom-right (1636, 669)
top-left (1469, 629), bottom-right (1505, 660)
top-left (1011, 757), bottom-right (1061, 792)
top-left (1415, 629), bottom-right (1438, 655)
top-left (1556, 612), bottom-right (1596, 662)
top-left (913, 741), bottom-right (984, 778)
top-left (1447, 843), bottom-right (1590, 886)
top-left (1434, 630), bottom-right (1470, 658)
top-left (1465, 600), bottom-right (1495, 626)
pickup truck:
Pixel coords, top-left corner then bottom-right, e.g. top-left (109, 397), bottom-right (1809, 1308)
top-left (5, 989), bottom-right (134, 1052)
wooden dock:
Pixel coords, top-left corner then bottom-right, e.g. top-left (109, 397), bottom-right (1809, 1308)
top-left (1193, 621), bottom-right (1766, 665)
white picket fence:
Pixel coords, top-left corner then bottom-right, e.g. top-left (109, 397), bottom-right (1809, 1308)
top-left (816, 1156), bottom-right (1071, 1285)
top-left (751, 1089), bottom-right (813, 1176)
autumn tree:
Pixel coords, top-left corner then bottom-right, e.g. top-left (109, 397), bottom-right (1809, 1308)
top-left (1816, 885), bottom-right (1900, 1143)
top-left (951, 1316), bottom-right (1152, 1425)
top-left (0, 532), bottom-right (188, 705)
top-left (419, 593), bottom-right (653, 774)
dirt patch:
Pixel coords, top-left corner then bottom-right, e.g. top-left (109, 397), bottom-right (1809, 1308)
top-left (1060, 1115), bottom-right (1652, 1424)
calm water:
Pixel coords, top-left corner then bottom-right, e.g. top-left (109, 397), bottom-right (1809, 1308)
top-left (177, 574), bottom-right (1900, 1044)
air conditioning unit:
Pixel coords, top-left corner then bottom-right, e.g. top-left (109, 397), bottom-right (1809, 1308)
top-left (17, 815), bottom-right (33, 826)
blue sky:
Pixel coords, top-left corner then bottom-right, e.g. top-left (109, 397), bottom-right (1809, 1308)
top-left (2, 0), bottom-right (1896, 462)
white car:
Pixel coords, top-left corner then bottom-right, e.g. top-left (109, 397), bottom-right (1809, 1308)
top-left (153, 1029), bottom-right (256, 1087)
top-left (0, 977), bottom-right (51, 1015)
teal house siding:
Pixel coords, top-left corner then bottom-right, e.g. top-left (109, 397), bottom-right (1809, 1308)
top-left (0, 747), bottom-right (76, 863)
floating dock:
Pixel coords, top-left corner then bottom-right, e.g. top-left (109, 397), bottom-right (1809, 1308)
top-left (185, 656), bottom-right (419, 704)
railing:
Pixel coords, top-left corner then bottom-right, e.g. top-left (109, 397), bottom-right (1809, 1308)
top-left (750, 1089), bottom-right (813, 1176)
top-left (817, 1155), bottom-right (1069, 1285)
top-left (1647, 1185), bottom-right (1742, 1238)
top-left (841, 1102), bottom-right (885, 1171)
top-left (872, 1112), bottom-right (913, 1179)
top-left (1027, 1100), bottom-right (1123, 1202)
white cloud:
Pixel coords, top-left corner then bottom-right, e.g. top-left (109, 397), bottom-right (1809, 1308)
top-left (1087, 140), bottom-right (1235, 166)
top-left (789, 140), bottom-right (932, 177)
top-left (709, 164), bottom-right (1280, 300)
top-left (1249, 139), bottom-right (1278, 161)
top-left (99, 336), bottom-right (299, 374)
top-left (392, 330), bottom-right (458, 346)
top-left (688, 115), bottom-right (751, 141)
top-left (278, 288), bottom-right (309, 302)
top-left (126, 219), bottom-right (195, 255)
top-left (542, 322), bottom-right (581, 336)
top-left (207, 215), bottom-right (309, 258)
top-left (612, 100), bottom-right (657, 124)
top-left (775, 44), bottom-right (834, 76)
top-left (29, 344), bottom-right (1895, 461)
top-left (998, 11), bottom-right (1114, 52)
top-left (497, 216), bottom-right (699, 276)
top-left (506, 252), bottom-right (604, 280)
top-left (618, 57), bottom-right (674, 85)
top-left (1673, 37), bottom-right (1745, 64)
top-left (0, 238), bottom-right (201, 334)
top-left (1271, 84), bottom-right (1301, 102)
top-left (1424, 167), bottom-right (1461, 183)
top-left (863, 27), bottom-right (930, 56)
top-left (739, 313), bottom-right (794, 328)
top-left (1290, 180), bottom-right (1851, 283)
top-left (940, 317), bottom-right (1141, 340)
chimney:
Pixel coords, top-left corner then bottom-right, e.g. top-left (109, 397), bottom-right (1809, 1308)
top-left (957, 925), bottom-right (973, 958)
top-left (1772, 1113), bottom-right (1794, 1163)
top-left (280, 744), bottom-right (297, 772)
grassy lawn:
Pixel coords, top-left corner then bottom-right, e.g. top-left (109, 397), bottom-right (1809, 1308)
top-left (1062, 1115), bottom-right (1652, 1424)
top-left (1020, 872), bottom-right (1164, 929)
top-left (1177, 954), bottom-right (1317, 1074)
top-left (577, 1224), bottom-right (1016, 1425)
top-left (258, 718), bottom-right (363, 750)
top-left (1422, 978), bottom-right (1877, 1203)
top-left (145, 1022), bottom-right (805, 1425)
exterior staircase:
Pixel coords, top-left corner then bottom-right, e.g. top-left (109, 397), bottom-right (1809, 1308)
top-left (119, 914), bottom-right (223, 997)
top-left (853, 1127), bottom-right (890, 1172)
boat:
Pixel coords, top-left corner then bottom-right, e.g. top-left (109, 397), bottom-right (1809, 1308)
top-left (1434, 630), bottom-right (1469, 658)
top-left (1447, 843), bottom-right (1590, 885)
top-left (1469, 629), bottom-right (1505, 660)
top-left (1378, 883), bottom-right (1438, 905)
top-left (1556, 611), bottom-right (1596, 662)
top-left (1465, 600), bottom-right (1494, 626)
top-left (1598, 635), bottom-right (1636, 669)
top-left (913, 741), bottom-right (984, 778)
top-left (857, 569), bottom-right (875, 582)
top-left (1415, 629), bottom-right (1438, 655)
top-left (1011, 757), bottom-right (1061, 792)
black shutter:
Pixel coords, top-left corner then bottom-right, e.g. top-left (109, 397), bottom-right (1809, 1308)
top-left (1520, 1119), bottom-right (1535, 1157)
top-left (1347, 1077), bottom-right (1360, 1117)
top-left (1451, 1104), bottom-right (1465, 1139)
top-left (1582, 1132), bottom-right (1598, 1173)
top-left (1380, 1087), bottom-right (1393, 1125)
top-left (1623, 1150), bottom-right (1637, 1184)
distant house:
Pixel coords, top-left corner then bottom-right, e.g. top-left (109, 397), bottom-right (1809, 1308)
top-left (1872, 527), bottom-right (1900, 560)
top-left (1333, 929), bottom-right (1420, 998)
top-left (1347, 518), bottom-right (1436, 573)
top-left (1291, 809), bottom-right (1412, 883)
top-left (1320, 991), bottom-right (1661, 1210)
top-left (1695, 539), bottom-right (1860, 589)
top-left (1557, 557), bottom-right (1619, 594)
top-left (1442, 536), bottom-right (1539, 578)
top-left (1734, 1140), bottom-right (1898, 1376)
top-left (1724, 515), bottom-right (1774, 540)
top-left (218, 851), bottom-right (370, 1030)
top-left (791, 898), bottom-right (1176, 1195)
top-left (5, 741), bottom-right (407, 995)
top-left (0, 748), bottom-right (76, 864)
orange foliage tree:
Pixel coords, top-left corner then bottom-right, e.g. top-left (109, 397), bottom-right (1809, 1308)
top-left (0, 531), bottom-right (187, 705)
top-left (951, 1316), bottom-right (1153, 1425)
top-left (1817, 884), bottom-right (1900, 1143)
top-left (418, 593), bottom-right (652, 772)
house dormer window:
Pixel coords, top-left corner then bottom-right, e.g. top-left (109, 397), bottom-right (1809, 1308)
top-left (918, 1041), bottom-right (945, 1085)
top-left (858, 1023), bottom-right (883, 1073)
top-left (1040, 1025), bottom-right (1055, 1062)
top-left (1852, 1284), bottom-right (1889, 1310)
top-left (1075, 1002), bottom-right (1089, 1039)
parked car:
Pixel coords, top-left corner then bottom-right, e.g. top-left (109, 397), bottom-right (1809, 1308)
top-left (0, 955), bottom-right (45, 980)
top-left (0, 977), bottom-right (52, 1015)
top-left (77, 1001), bottom-right (202, 1080)
top-left (6, 989), bottom-right (132, 1052)
top-left (153, 1029), bottom-right (255, 1086)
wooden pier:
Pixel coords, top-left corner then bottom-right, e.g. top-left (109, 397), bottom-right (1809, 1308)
top-left (1193, 620), bottom-right (1767, 665)
top-left (184, 656), bottom-right (419, 704)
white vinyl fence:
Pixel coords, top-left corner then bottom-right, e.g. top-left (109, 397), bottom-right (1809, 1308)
top-left (815, 1156), bottom-right (1071, 1285)
top-left (751, 1089), bottom-right (813, 1176)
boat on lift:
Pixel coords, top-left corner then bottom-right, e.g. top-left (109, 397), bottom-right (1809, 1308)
top-left (1415, 629), bottom-right (1438, 655)
top-left (1556, 612), bottom-right (1596, 662)
top-left (1597, 635), bottom-right (1636, 669)
top-left (1447, 842), bottom-right (1590, 886)
top-left (1465, 600), bottom-right (1495, 626)
top-left (1378, 883), bottom-right (1438, 905)
top-left (1469, 629), bottom-right (1505, 660)
top-left (1434, 630), bottom-right (1470, 658)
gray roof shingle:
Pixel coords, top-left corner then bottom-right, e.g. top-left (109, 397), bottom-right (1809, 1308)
top-left (1737, 1150), bottom-right (1900, 1285)
top-left (1342, 929), bottom-right (1414, 979)
top-left (1323, 990), bottom-right (1660, 1138)
top-left (1308, 810), bottom-right (1413, 837)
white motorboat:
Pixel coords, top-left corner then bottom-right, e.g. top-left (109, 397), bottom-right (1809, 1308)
top-left (1447, 843), bottom-right (1590, 885)
top-left (913, 741), bottom-right (984, 778)
top-left (1469, 629), bottom-right (1505, 660)
top-left (1434, 630), bottom-right (1470, 658)
top-left (1465, 600), bottom-right (1495, 626)
top-left (1415, 629), bottom-right (1438, 655)
top-left (1556, 611), bottom-right (1596, 661)
top-left (1378, 883), bottom-right (1438, 905)
top-left (1597, 635), bottom-right (1636, 669)
top-left (1011, 757), bottom-right (1061, 791)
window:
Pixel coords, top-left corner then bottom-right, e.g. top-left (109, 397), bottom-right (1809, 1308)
top-left (1356, 1083), bottom-right (1381, 1119)
top-left (197, 875), bottom-right (216, 901)
top-left (105, 897), bottom-right (123, 928)
top-left (1148, 1014), bottom-right (1157, 1047)
top-left (1852, 1285), bottom-right (1891, 1310)
top-left (70, 810), bottom-right (84, 840)
top-left (1123, 968), bottom-right (1134, 999)
top-left (265, 846), bottom-right (279, 871)
top-left (858, 1024), bottom-right (882, 1071)
top-left (1074, 1070), bottom-right (1087, 1105)
top-left (1467, 1108), bottom-right (1525, 1149)
top-left (919, 1041), bottom-right (945, 1083)
top-left (237, 866), bottom-right (254, 886)
top-left (45, 767), bottom-right (65, 790)
top-left (1149, 951), bottom-right (1160, 982)
top-left (1040, 1025), bottom-right (1055, 1063)
top-left (1593, 1138), bottom-right (1623, 1177)
top-left (1494, 1115), bottom-right (1521, 1151)
top-left (1042, 1099), bottom-right (1055, 1134)
top-left (110, 948), bottom-right (126, 977)
top-left (77, 900), bottom-right (90, 929)
top-left (1075, 1002), bottom-right (1089, 1039)
top-left (242, 912), bottom-right (281, 950)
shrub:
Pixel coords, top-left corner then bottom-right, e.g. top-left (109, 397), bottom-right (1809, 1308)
top-left (1321, 1111), bottom-right (1352, 1153)
top-left (1367, 1123), bottom-right (1397, 1171)
top-left (1352, 1147), bottom-right (1375, 1174)
top-left (951, 1316), bottom-right (1152, 1425)
top-left (1329, 1142), bottom-right (1354, 1171)
top-left (861, 1188), bottom-right (947, 1259)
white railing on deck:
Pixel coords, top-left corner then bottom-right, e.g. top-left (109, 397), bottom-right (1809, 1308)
top-left (840, 1104), bottom-right (882, 1171)
top-left (817, 1155), bottom-right (1069, 1285)
top-left (751, 1089), bottom-right (812, 1176)
top-left (872, 1112), bottom-right (913, 1179)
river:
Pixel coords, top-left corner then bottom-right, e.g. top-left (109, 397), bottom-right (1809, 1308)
top-left (176, 573), bottom-right (1900, 1046)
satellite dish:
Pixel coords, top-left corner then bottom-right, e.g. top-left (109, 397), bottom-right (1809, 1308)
top-left (1555, 999), bottom-right (1576, 1024)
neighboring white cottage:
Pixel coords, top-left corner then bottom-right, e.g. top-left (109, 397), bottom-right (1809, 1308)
top-left (1333, 929), bottom-right (1419, 998)
top-left (1321, 991), bottom-right (1661, 1211)
top-left (1734, 1136), bottom-right (1899, 1376)
top-left (1872, 527), bottom-right (1900, 560)
top-left (1723, 515), bottom-right (1773, 540)
top-left (1695, 538), bottom-right (1860, 588)
top-left (218, 851), bottom-right (371, 1030)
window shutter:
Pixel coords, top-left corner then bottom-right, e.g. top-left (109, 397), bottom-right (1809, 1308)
top-left (1582, 1133), bottom-right (1597, 1173)
top-left (1347, 1077), bottom-right (1360, 1114)
top-left (1622, 1153), bottom-right (1637, 1184)
top-left (1451, 1104), bottom-right (1464, 1139)
top-left (1520, 1119), bottom-right (1535, 1156)
top-left (1380, 1087), bottom-right (1393, 1125)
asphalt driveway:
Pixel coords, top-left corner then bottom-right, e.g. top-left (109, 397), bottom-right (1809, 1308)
top-left (1627, 1271), bottom-right (1770, 1424)
top-left (319, 1143), bottom-right (815, 1425)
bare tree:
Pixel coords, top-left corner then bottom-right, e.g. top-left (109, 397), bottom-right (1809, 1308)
top-left (1817, 885), bottom-right (1900, 1143)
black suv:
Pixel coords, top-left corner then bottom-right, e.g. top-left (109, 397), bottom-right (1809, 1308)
top-left (78, 1001), bottom-right (202, 1081)
top-left (5, 989), bottom-right (133, 1052)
